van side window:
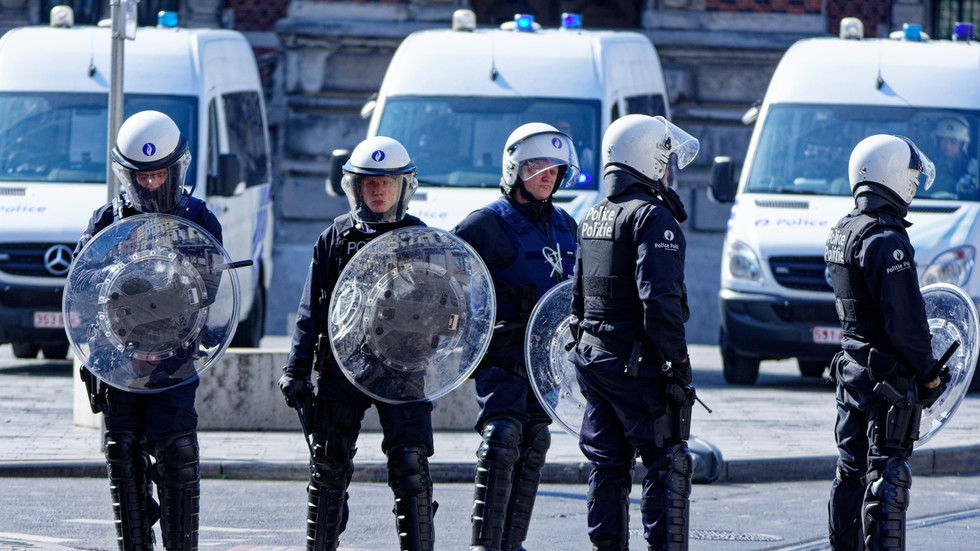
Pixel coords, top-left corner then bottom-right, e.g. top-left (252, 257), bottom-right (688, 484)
top-left (624, 94), bottom-right (668, 118)
top-left (207, 100), bottom-right (219, 183)
top-left (224, 91), bottom-right (270, 188)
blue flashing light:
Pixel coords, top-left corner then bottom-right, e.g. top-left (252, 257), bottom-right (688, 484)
top-left (561, 13), bottom-right (582, 30)
top-left (903, 23), bottom-right (922, 41)
top-left (954, 22), bottom-right (975, 42)
top-left (578, 172), bottom-right (592, 186)
top-left (157, 10), bottom-right (178, 28)
top-left (515, 14), bottom-right (534, 31)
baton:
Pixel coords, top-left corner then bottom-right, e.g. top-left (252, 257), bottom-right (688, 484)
top-left (212, 259), bottom-right (254, 272)
top-left (293, 384), bottom-right (319, 477)
top-left (936, 340), bottom-right (960, 371)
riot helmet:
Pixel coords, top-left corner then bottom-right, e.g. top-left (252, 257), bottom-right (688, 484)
top-left (111, 110), bottom-right (191, 214)
top-left (601, 114), bottom-right (699, 193)
top-left (934, 116), bottom-right (970, 147)
top-left (501, 123), bottom-right (580, 201)
top-left (341, 136), bottom-right (418, 224)
top-left (848, 134), bottom-right (935, 205)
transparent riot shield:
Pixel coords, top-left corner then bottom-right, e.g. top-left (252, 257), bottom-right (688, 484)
top-left (329, 227), bottom-right (495, 404)
top-left (525, 280), bottom-right (585, 435)
top-left (916, 282), bottom-right (979, 446)
top-left (63, 214), bottom-right (241, 393)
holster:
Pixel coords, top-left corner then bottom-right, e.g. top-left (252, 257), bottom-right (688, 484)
top-left (79, 366), bottom-right (108, 414)
top-left (314, 334), bottom-right (331, 372)
top-left (653, 384), bottom-right (695, 448)
top-left (866, 347), bottom-right (900, 383)
top-left (872, 377), bottom-right (921, 449)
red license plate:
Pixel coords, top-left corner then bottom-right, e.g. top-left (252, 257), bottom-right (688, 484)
top-left (33, 311), bottom-right (65, 328)
top-left (812, 326), bottom-right (843, 344)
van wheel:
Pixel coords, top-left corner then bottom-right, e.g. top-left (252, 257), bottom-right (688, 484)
top-left (722, 346), bottom-right (760, 385)
top-left (11, 342), bottom-right (39, 359)
top-left (41, 344), bottom-right (70, 360)
top-left (231, 284), bottom-right (265, 348)
top-left (798, 359), bottom-right (826, 378)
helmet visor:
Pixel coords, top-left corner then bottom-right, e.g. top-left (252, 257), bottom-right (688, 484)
top-left (341, 171), bottom-right (418, 224)
top-left (113, 149), bottom-right (190, 213)
top-left (662, 118), bottom-right (700, 170)
top-left (518, 157), bottom-right (582, 189)
top-left (900, 135), bottom-right (936, 190)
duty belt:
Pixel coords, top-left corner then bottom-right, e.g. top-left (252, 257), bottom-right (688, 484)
top-left (579, 331), bottom-right (633, 357)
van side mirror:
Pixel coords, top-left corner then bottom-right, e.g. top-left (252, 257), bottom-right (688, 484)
top-left (207, 153), bottom-right (242, 197)
top-left (326, 149), bottom-right (351, 196)
top-left (709, 156), bottom-right (736, 203)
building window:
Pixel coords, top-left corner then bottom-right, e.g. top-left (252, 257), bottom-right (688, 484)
top-left (936, 0), bottom-right (980, 39)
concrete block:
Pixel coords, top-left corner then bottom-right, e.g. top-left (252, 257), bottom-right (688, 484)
top-left (74, 349), bottom-right (482, 431)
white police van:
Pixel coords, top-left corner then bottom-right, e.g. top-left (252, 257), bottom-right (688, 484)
top-left (333, 10), bottom-right (671, 229)
top-left (710, 19), bottom-right (980, 385)
top-left (0, 9), bottom-right (274, 357)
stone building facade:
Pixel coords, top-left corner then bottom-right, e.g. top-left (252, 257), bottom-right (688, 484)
top-left (0, 0), bottom-right (941, 334)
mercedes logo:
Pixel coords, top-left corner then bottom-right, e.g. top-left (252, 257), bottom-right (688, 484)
top-left (44, 244), bottom-right (73, 276)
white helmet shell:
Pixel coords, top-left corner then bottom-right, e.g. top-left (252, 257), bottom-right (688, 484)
top-left (848, 134), bottom-right (935, 205)
top-left (934, 116), bottom-right (970, 145)
top-left (501, 122), bottom-right (580, 197)
top-left (601, 114), bottom-right (699, 187)
top-left (111, 110), bottom-right (190, 213)
top-left (341, 136), bottom-right (418, 224)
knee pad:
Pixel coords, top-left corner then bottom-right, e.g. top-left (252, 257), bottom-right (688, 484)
top-left (387, 444), bottom-right (431, 498)
top-left (478, 417), bottom-right (522, 469)
top-left (105, 429), bottom-right (141, 473)
top-left (520, 422), bottom-right (551, 473)
top-left (661, 443), bottom-right (693, 497)
top-left (312, 426), bottom-right (356, 488)
top-left (154, 431), bottom-right (199, 487)
top-left (869, 458), bottom-right (911, 512)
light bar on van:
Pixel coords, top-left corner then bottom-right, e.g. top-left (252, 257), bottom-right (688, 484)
top-left (561, 13), bottom-right (582, 30)
top-left (903, 23), bottom-right (922, 41)
top-left (515, 14), bottom-right (535, 31)
top-left (839, 17), bottom-right (863, 40)
top-left (157, 10), bottom-right (178, 28)
top-left (954, 22), bottom-right (975, 42)
top-left (452, 9), bottom-right (476, 32)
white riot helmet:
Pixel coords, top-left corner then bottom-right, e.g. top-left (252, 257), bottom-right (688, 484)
top-left (111, 110), bottom-right (191, 213)
top-left (501, 122), bottom-right (580, 199)
top-left (602, 114), bottom-right (699, 192)
top-left (848, 134), bottom-right (935, 205)
top-left (933, 116), bottom-right (971, 151)
top-left (340, 136), bottom-right (418, 224)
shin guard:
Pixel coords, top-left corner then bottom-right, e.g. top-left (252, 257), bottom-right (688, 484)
top-left (471, 417), bottom-right (522, 551)
top-left (154, 432), bottom-right (200, 551)
top-left (387, 444), bottom-right (435, 551)
top-left (863, 458), bottom-right (911, 551)
top-left (502, 422), bottom-right (550, 551)
top-left (105, 429), bottom-right (154, 550)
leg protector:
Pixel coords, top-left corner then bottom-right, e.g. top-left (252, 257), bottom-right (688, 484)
top-left (502, 422), bottom-right (551, 551)
top-left (387, 444), bottom-right (436, 551)
top-left (863, 458), bottom-right (911, 551)
top-left (642, 442), bottom-right (692, 551)
top-left (829, 469), bottom-right (866, 551)
top-left (307, 426), bottom-right (356, 551)
top-left (586, 469), bottom-right (631, 551)
top-left (471, 417), bottom-right (522, 551)
top-left (105, 429), bottom-right (154, 550)
top-left (154, 431), bottom-right (200, 551)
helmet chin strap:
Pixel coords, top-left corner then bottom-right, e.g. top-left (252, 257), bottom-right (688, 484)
top-left (514, 179), bottom-right (552, 205)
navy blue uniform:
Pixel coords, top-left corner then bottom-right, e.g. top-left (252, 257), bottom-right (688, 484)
top-left (568, 173), bottom-right (691, 551)
top-left (825, 190), bottom-right (939, 550)
top-left (283, 212), bottom-right (436, 551)
top-left (453, 196), bottom-right (576, 551)
top-left (76, 194), bottom-right (221, 550)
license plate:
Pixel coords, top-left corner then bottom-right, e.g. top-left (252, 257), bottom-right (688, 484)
top-left (33, 311), bottom-right (65, 328)
top-left (812, 326), bottom-right (843, 344)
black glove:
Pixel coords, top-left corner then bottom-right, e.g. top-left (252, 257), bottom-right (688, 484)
top-left (919, 366), bottom-right (951, 409)
top-left (278, 372), bottom-right (310, 408)
top-left (667, 356), bottom-right (693, 387)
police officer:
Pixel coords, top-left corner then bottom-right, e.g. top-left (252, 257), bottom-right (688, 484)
top-left (825, 134), bottom-right (950, 551)
top-left (567, 114), bottom-right (699, 551)
top-left (453, 122), bottom-right (579, 551)
top-left (928, 116), bottom-right (978, 198)
top-left (76, 110), bottom-right (221, 550)
top-left (278, 136), bottom-right (437, 551)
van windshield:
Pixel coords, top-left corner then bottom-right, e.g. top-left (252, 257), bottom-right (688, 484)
top-left (376, 96), bottom-right (601, 190)
top-left (0, 92), bottom-right (197, 185)
top-left (746, 104), bottom-right (980, 201)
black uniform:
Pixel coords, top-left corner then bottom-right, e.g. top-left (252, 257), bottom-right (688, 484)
top-left (453, 196), bottom-right (576, 551)
top-left (76, 195), bottom-right (221, 551)
top-left (283, 213), bottom-right (436, 551)
top-left (568, 173), bottom-right (694, 551)
top-left (824, 188), bottom-right (941, 551)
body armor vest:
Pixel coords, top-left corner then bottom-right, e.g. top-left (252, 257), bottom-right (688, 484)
top-left (578, 188), bottom-right (660, 322)
top-left (485, 198), bottom-right (576, 322)
top-left (824, 210), bottom-right (907, 347)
